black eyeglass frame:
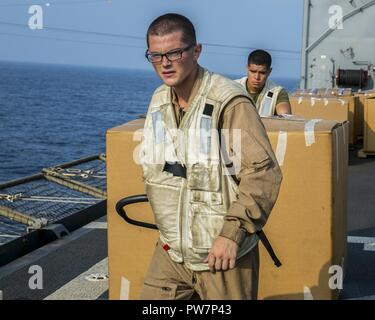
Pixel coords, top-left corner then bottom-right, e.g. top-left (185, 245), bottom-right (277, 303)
top-left (145, 44), bottom-right (195, 63)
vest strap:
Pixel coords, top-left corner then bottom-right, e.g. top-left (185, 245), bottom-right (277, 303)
top-left (256, 230), bottom-right (282, 267)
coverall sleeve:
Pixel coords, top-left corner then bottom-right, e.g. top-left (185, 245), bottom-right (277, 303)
top-left (219, 97), bottom-right (283, 245)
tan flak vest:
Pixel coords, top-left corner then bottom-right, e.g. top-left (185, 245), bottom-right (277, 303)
top-left (140, 69), bottom-right (259, 271)
top-left (236, 77), bottom-right (283, 117)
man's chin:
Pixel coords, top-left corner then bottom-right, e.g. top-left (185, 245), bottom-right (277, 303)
top-left (162, 77), bottom-right (177, 87)
top-left (251, 84), bottom-right (263, 91)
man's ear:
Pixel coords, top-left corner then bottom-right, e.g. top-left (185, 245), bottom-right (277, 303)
top-left (193, 43), bottom-right (202, 61)
top-left (268, 67), bottom-right (273, 76)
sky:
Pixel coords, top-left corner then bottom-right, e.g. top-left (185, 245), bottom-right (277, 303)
top-left (0, 0), bottom-right (304, 78)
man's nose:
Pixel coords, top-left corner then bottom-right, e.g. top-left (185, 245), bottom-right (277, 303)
top-left (161, 55), bottom-right (171, 67)
top-left (255, 73), bottom-right (261, 80)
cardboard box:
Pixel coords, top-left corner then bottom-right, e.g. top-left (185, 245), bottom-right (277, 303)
top-left (340, 96), bottom-right (357, 144)
top-left (355, 93), bottom-right (366, 138)
top-left (259, 118), bottom-right (348, 300)
top-left (106, 119), bottom-right (158, 300)
top-left (340, 96), bottom-right (358, 143)
top-left (321, 88), bottom-right (352, 97)
top-left (319, 90), bottom-right (358, 143)
top-left (292, 88), bottom-right (372, 143)
top-left (354, 91), bottom-right (375, 139)
top-left (107, 117), bottom-right (348, 300)
top-left (363, 96), bottom-right (375, 152)
top-left (323, 95), bottom-right (357, 144)
top-left (293, 88), bottom-right (320, 97)
top-left (290, 96), bottom-right (354, 144)
top-left (293, 88), bottom-right (352, 97)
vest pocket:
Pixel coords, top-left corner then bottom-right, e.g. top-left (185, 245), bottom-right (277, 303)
top-left (187, 163), bottom-right (221, 192)
top-left (142, 280), bottom-right (178, 299)
top-left (145, 181), bottom-right (180, 244)
top-left (191, 212), bottom-right (225, 251)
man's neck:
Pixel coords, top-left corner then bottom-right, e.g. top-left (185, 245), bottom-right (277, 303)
top-left (173, 65), bottom-right (199, 109)
top-left (249, 87), bottom-right (260, 94)
top-left (246, 79), bottom-right (265, 95)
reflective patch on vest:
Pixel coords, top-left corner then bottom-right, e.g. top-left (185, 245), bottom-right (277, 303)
top-left (151, 111), bottom-right (165, 144)
top-left (260, 91), bottom-right (274, 116)
top-left (200, 115), bottom-right (212, 154)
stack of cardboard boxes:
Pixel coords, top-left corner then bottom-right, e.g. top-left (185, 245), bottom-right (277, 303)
top-left (291, 89), bottom-right (357, 145)
top-left (292, 88), bottom-right (375, 157)
top-left (106, 117), bottom-right (348, 300)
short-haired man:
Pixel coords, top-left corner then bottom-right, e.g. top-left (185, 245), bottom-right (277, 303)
top-left (140, 13), bottom-right (282, 300)
top-left (236, 49), bottom-right (291, 117)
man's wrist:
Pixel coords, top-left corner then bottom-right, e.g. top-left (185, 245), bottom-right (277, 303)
top-left (220, 220), bottom-right (247, 246)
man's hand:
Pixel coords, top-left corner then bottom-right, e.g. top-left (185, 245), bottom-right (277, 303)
top-left (275, 102), bottom-right (292, 115)
top-left (203, 236), bottom-right (238, 272)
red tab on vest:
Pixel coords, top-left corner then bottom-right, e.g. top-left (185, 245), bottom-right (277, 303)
top-left (162, 243), bottom-right (170, 251)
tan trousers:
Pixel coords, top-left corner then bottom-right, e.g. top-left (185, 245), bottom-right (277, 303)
top-left (140, 239), bottom-right (259, 300)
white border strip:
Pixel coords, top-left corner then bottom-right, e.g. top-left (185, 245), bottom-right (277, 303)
top-left (275, 131), bottom-right (288, 166)
top-left (120, 277), bottom-right (130, 300)
top-left (305, 119), bottom-right (321, 147)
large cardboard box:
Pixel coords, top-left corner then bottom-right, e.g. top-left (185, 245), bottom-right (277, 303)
top-left (293, 88), bottom-right (320, 97)
top-left (106, 119), bottom-right (158, 300)
top-left (107, 117), bottom-right (348, 300)
top-left (321, 91), bottom-right (358, 144)
top-left (321, 88), bottom-right (352, 97)
top-left (293, 88), bottom-right (352, 97)
top-left (259, 118), bottom-right (348, 299)
top-left (363, 96), bottom-right (375, 153)
top-left (354, 91), bottom-right (375, 140)
top-left (355, 93), bottom-right (366, 138)
top-left (339, 96), bottom-right (357, 143)
top-left (290, 96), bottom-right (354, 144)
top-left (292, 89), bottom-right (358, 143)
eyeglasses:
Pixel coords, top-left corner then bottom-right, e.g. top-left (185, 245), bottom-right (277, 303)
top-left (145, 44), bottom-right (195, 63)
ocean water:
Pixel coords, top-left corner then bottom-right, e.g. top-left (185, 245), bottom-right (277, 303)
top-left (0, 61), bottom-right (299, 184)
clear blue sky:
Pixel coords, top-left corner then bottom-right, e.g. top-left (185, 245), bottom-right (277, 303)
top-left (0, 0), bottom-right (304, 78)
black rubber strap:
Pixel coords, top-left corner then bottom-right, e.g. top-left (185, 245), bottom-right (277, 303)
top-left (256, 230), bottom-right (282, 267)
top-left (163, 162), bottom-right (187, 179)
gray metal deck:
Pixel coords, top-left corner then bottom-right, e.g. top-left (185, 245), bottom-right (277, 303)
top-left (341, 147), bottom-right (375, 299)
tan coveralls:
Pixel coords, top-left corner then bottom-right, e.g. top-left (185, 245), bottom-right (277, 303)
top-left (140, 67), bottom-right (282, 300)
